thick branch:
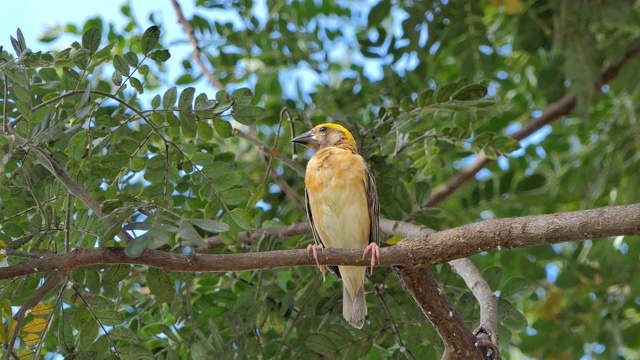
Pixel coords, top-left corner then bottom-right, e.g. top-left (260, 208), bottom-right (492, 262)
top-left (3, 203), bottom-right (639, 280)
top-left (427, 40), bottom-right (640, 207)
top-left (450, 258), bottom-right (499, 358)
top-left (170, 0), bottom-right (225, 90)
top-left (394, 266), bottom-right (486, 360)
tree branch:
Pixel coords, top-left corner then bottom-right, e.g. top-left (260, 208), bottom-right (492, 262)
top-left (427, 40), bottom-right (640, 207)
top-left (3, 203), bottom-right (638, 280)
top-left (170, 0), bottom-right (225, 91)
top-left (394, 266), bottom-right (486, 360)
top-left (450, 258), bottom-right (499, 359)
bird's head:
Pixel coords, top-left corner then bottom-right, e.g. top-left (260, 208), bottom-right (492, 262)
top-left (291, 123), bottom-right (357, 152)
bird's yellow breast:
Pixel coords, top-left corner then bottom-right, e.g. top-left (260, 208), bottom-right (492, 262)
top-left (305, 147), bottom-right (370, 249)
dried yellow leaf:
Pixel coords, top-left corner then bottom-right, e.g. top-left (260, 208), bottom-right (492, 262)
top-left (31, 303), bottom-right (54, 316)
top-left (23, 333), bottom-right (41, 346)
top-left (22, 318), bottom-right (47, 333)
top-left (504, 0), bottom-right (524, 14)
top-left (17, 349), bottom-right (34, 360)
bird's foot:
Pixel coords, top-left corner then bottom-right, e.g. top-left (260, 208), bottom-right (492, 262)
top-left (307, 244), bottom-right (327, 281)
top-left (363, 243), bottom-right (381, 270)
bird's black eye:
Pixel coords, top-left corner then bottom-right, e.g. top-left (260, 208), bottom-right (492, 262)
top-left (319, 126), bottom-right (327, 132)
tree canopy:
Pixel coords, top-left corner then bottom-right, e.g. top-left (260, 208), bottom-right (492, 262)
top-left (1, 0), bottom-right (640, 359)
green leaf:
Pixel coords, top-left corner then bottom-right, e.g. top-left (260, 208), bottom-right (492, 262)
top-left (78, 320), bottom-right (99, 349)
top-left (178, 87), bottom-right (195, 110)
top-left (202, 162), bottom-right (231, 178)
top-left (101, 265), bottom-right (131, 284)
top-left (190, 152), bottom-right (215, 166)
top-left (130, 76), bottom-right (143, 93)
top-left (197, 122), bottom-right (214, 141)
top-left (498, 297), bottom-right (528, 331)
top-left (95, 310), bottom-right (126, 326)
top-left (149, 49), bottom-right (171, 62)
top-left (482, 266), bottom-right (503, 291)
top-left (146, 267), bottom-right (175, 303)
top-left (124, 235), bottom-right (150, 258)
top-left (417, 89), bottom-right (435, 107)
top-left (66, 131), bottom-right (88, 161)
top-left (163, 86), bottom-right (177, 109)
top-left (151, 95), bottom-right (161, 110)
top-left (221, 188), bottom-right (250, 206)
top-left (39, 68), bottom-right (60, 82)
top-left (434, 82), bottom-right (459, 103)
top-left (111, 70), bottom-right (122, 86)
top-left (189, 219), bottom-right (230, 233)
top-left (230, 209), bottom-right (254, 230)
top-left (231, 88), bottom-right (253, 108)
top-left (501, 277), bottom-right (535, 301)
top-left (178, 219), bottom-right (205, 246)
top-left (94, 41), bottom-right (115, 59)
top-left (81, 27), bottom-right (101, 54)
top-left (623, 322), bottom-right (640, 348)
top-left (124, 51), bottom-right (138, 67)
top-left (113, 54), bottom-right (129, 76)
top-left (214, 119), bottom-right (233, 138)
top-left (415, 180), bottom-right (431, 207)
top-left (515, 174), bottom-right (546, 192)
top-left (368, 0), bottom-right (391, 27)
top-left (180, 111), bottom-right (197, 139)
top-left (212, 173), bottom-right (241, 192)
top-left (499, 170), bottom-right (514, 195)
top-left (108, 327), bottom-right (140, 343)
top-left (12, 84), bottom-right (30, 103)
top-left (140, 26), bottom-right (161, 55)
top-left (58, 316), bottom-right (74, 353)
top-left (394, 182), bottom-right (412, 213)
top-left (233, 105), bottom-right (265, 125)
top-left (305, 333), bottom-right (337, 355)
top-left (212, 99), bottom-right (233, 115)
top-left (100, 154), bottom-right (129, 169)
top-left (451, 84), bottom-right (488, 101)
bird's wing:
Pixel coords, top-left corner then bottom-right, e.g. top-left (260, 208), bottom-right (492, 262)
top-left (305, 187), bottom-right (324, 248)
top-left (365, 164), bottom-right (380, 246)
top-left (365, 164), bottom-right (380, 276)
top-left (305, 187), bottom-right (341, 278)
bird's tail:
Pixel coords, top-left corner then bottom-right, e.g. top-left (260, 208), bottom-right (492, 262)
top-left (341, 266), bottom-right (367, 328)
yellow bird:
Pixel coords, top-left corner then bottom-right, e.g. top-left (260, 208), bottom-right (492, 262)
top-left (292, 123), bottom-right (380, 328)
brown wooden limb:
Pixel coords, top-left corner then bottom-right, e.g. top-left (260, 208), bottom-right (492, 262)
top-left (450, 258), bottom-right (500, 359)
top-left (426, 40), bottom-right (640, 207)
top-left (2, 203), bottom-right (639, 280)
top-left (381, 218), bottom-right (500, 358)
top-left (170, 0), bottom-right (225, 90)
top-left (394, 266), bottom-right (486, 359)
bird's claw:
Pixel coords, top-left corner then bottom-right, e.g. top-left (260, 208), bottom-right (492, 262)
top-left (363, 243), bottom-right (381, 270)
top-left (307, 244), bottom-right (327, 281)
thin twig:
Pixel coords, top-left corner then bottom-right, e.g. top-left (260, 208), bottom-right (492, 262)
top-left (170, 0), bottom-right (225, 90)
top-left (233, 128), bottom-right (305, 174)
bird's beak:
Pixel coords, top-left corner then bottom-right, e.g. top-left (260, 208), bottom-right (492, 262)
top-left (291, 131), bottom-right (316, 145)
